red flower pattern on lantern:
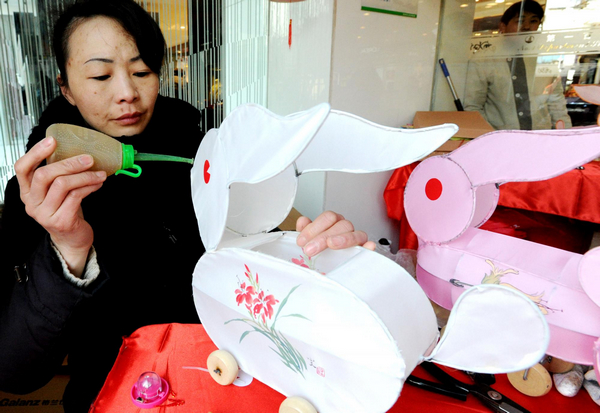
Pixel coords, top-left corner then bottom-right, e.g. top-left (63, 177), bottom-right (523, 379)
top-left (291, 254), bottom-right (326, 275)
top-left (229, 264), bottom-right (308, 376)
top-left (235, 282), bottom-right (255, 307)
top-left (252, 291), bottom-right (279, 323)
top-left (235, 265), bottom-right (279, 324)
top-left (291, 256), bottom-right (309, 269)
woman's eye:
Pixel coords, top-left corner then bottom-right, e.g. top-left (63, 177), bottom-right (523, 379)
top-left (134, 72), bottom-right (151, 78)
top-left (92, 75), bottom-right (110, 81)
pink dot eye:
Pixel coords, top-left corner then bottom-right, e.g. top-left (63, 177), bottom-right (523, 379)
top-left (425, 178), bottom-right (442, 201)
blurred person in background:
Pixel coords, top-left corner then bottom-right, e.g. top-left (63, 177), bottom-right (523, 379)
top-left (464, 0), bottom-right (572, 130)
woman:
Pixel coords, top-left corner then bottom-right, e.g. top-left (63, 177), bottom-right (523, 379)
top-left (0, 1), bottom-right (373, 411)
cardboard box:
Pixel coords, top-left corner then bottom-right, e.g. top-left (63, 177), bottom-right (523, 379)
top-left (279, 207), bottom-right (302, 231)
top-left (412, 111), bottom-right (495, 153)
top-left (0, 375), bottom-right (68, 412)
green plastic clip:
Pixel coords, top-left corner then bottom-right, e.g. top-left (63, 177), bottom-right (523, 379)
top-left (115, 144), bottom-right (142, 178)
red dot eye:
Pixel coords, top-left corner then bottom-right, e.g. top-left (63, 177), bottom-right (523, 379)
top-left (425, 178), bottom-right (442, 201)
top-left (203, 160), bottom-right (211, 184)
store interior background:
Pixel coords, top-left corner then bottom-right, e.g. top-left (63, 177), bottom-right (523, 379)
top-left (1, 0), bottom-right (599, 249)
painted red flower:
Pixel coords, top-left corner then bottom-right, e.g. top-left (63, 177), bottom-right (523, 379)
top-left (235, 282), bottom-right (256, 306)
top-left (252, 291), bottom-right (279, 323)
top-left (292, 256), bottom-right (309, 268)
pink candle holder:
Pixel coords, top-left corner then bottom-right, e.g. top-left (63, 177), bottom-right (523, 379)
top-left (131, 371), bottom-right (169, 409)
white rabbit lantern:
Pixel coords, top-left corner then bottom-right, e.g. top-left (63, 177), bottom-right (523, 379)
top-left (404, 127), bottom-right (600, 379)
top-left (190, 103), bottom-right (550, 412)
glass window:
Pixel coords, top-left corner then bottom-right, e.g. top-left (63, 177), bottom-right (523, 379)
top-left (433, 0), bottom-right (600, 130)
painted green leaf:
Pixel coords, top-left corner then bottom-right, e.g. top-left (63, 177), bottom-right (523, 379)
top-left (272, 284), bottom-right (301, 329)
top-left (280, 313), bottom-right (311, 321)
top-left (239, 330), bottom-right (254, 343)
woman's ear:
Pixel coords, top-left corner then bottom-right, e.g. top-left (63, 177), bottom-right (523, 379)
top-left (498, 22), bottom-right (506, 34)
top-left (57, 74), bottom-right (75, 106)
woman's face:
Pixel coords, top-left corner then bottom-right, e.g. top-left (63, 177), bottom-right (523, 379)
top-left (59, 16), bottom-right (159, 137)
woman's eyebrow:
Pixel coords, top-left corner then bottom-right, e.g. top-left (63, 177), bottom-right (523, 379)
top-left (85, 58), bottom-right (113, 64)
top-left (84, 55), bottom-right (142, 64)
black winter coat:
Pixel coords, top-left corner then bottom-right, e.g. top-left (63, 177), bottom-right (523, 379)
top-left (0, 95), bottom-right (205, 412)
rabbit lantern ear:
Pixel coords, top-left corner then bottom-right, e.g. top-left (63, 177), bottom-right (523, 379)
top-left (572, 84), bottom-right (600, 126)
top-left (191, 103), bottom-right (331, 251)
top-left (295, 110), bottom-right (458, 174)
top-left (192, 103), bottom-right (458, 251)
top-left (406, 127), bottom-right (600, 244)
top-left (572, 84), bottom-right (600, 105)
top-left (426, 284), bottom-right (549, 374)
top-left (449, 128), bottom-right (600, 186)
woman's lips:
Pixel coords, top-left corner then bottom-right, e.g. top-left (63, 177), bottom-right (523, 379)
top-left (114, 113), bottom-right (142, 126)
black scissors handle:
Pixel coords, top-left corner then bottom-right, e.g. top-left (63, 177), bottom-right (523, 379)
top-left (420, 361), bottom-right (470, 393)
top-left (467, 370), bottom-right (496, 385)
top-left (413, 362), bottom-right (531, 413)
top-left (468, 382), bottom-right (532, 413)
top-left (406, 374), bottom-right (468, 401)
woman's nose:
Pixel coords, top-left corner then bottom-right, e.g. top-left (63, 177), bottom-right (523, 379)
top-left (115, 75), bottom-right (138, 103)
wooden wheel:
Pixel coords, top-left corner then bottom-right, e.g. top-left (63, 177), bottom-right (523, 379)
top-left (279, 396), bottom-right (317, 413)
top-left (541, 356), bottom-right (575, 374)
top-left (507, 363), bottom-right (552, 397)
top-left (207, 350), bottom-right (238, 385)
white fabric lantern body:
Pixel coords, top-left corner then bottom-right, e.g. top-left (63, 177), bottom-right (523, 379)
top-left (194, 243), bottom-right (438, 412)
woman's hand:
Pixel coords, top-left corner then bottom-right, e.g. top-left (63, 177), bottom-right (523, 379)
top-left (14, 136), bottom-right (107, 277)
top-left (295, 211), bottom-right (376, 257)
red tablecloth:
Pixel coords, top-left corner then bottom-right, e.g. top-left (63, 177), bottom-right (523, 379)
top-left (384, 161), bottom-right (600, 252)
top-left (90, 323), bottom-right (598, 412)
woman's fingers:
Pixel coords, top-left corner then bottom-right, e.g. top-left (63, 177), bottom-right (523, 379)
top-left (296, 211), bottom-right (346, 247)
top-left (17, 136), bottom-right (103, 211)
top-left (325, 230), bottom-right (372, 251)
top-left (295, 216), bottom-right (313, 234)
top-left (296, 211), bottom-right (374, 257)
top-left (15, 136), bottom-right (107, 244)
top-left (39, 169), bottom-right (106, 218)
top-left (361, 240), bottom-right (377, 251)
top-left (14, 136), bottom-right (56, 195)
top-left (47, 180), bottom-right (105, 228)
top-left (27, 154), bottom-right (98, 207)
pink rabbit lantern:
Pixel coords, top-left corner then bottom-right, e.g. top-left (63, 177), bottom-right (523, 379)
top-left (404, 126), bottom-right (600, 379)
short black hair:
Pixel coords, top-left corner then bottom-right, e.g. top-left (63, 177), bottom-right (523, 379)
top-left (500, 1), bottom-right (545, 25)
top-left (53, 0), bottom-right (166, 86)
